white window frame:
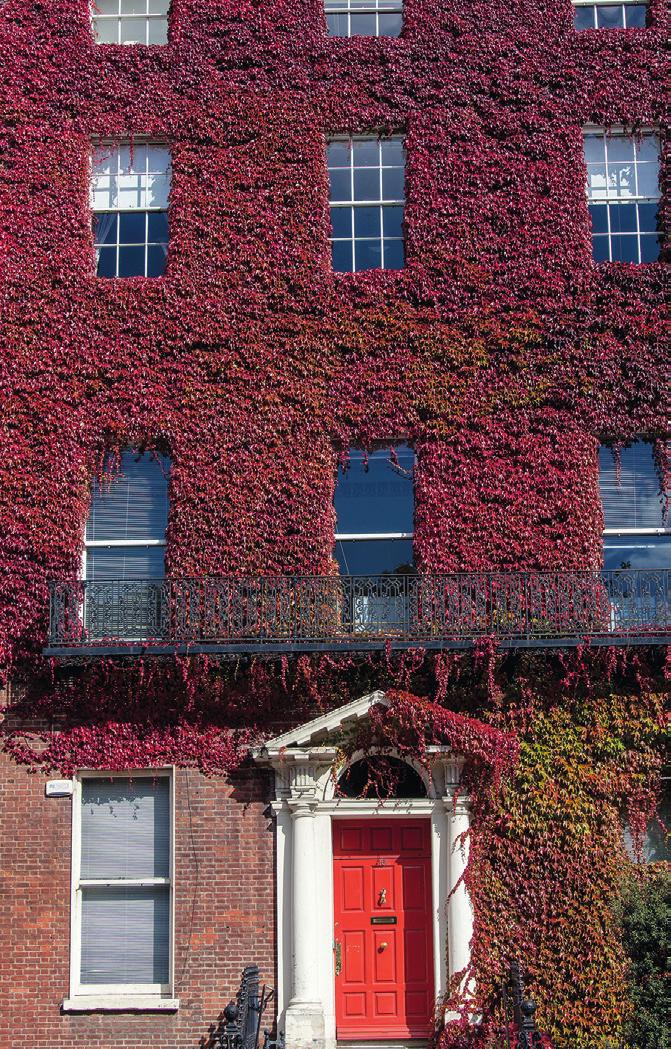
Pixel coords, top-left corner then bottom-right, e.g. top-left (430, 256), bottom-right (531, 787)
top-left (334, 445), bottom-right (415, 567)
top-left (64, 768), bottom-right (178, 1011)
top-left (583, 125), bottom-right (661, 265)
top-left (572, 1), bottom-right (649, 31)
top-left (328, 134), bottom-right (405, 272)
top-left (600, 440), bottom-right (670, 541)
top-left (91, 0), bottom-right (170, 46)
top-left (324, 0), bottom-right (403, 38)
top-left (90, 139), bottom-right (171, 279)
top-left (82, 451), bottom-right (169, 583)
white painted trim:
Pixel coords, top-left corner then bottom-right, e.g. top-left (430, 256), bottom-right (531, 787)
top-left (256, 689), bottom-right (388, 751)
top-left (69, 768), bottom-right (175, 1006)
top-left (85, 539), bottom-right (167, 547)
top-left (62, 996), bottom-right (179, 1012)
top-left (334, 533), bottom-right (414, 540)
top-left (603, 528), bottom-right (670, 536)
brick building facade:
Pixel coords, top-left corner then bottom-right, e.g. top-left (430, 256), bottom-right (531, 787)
top-left (0, 2), bottom-right (668, 1049)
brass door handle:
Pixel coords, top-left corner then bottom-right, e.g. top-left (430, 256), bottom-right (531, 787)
top-left (378, 888), bottom-right (387, 905)
top-left (379, 941), bottom-right (388, 951)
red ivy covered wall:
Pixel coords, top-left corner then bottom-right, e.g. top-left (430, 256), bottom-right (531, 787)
top-left (0, 1), bottom-right (668, 1047)
top-left (0, 0), bottom-right (667, 664)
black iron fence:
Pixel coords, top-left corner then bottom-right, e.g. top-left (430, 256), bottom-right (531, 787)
top-left (211, 964), bottom-right (283, 1049)
top-left (45, 570), bottom-right (670, 654)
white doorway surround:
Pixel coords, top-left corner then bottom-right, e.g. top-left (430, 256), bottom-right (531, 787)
top-left (252, 691), bottom-right (475, 1049)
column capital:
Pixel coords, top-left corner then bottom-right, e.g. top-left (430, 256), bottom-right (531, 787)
top-left (288, 797), bottom-right (318, 818)
top-left (443, 793), bottom-right (472, 818)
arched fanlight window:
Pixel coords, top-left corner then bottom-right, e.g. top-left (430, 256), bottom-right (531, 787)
top-left (337, 756), bottom-right (427, 799)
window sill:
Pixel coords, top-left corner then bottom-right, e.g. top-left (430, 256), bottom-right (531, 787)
top-left (62, 996), bottom-right (179, 1013)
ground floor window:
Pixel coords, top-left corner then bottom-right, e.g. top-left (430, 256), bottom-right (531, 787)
top-left (70, 771), bottom-right (173, 1000)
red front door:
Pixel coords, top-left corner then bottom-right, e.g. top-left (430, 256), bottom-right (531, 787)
top-left (333, 819), bottom-right (434, 1040)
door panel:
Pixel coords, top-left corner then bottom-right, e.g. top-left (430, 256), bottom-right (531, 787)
top-left (333, 819), bottom-right (433, 1040)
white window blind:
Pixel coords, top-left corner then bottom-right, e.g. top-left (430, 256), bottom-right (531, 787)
top-left (598, 442), bottom-right (666, 530)
top-left (85, 450), bottom-right (170, 581)
top-left (77, 776), bottom-right (171, 991)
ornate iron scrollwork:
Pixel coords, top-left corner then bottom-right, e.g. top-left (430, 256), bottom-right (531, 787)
top-left (47, 570), bottom-right (670, 650)
top-left (213, 965), bottom-right (284, 1049)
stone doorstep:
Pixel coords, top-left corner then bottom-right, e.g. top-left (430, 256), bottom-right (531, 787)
top-left (337, 1042), bottom-right (429, 1049)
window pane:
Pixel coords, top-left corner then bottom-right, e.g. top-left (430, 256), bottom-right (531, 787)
top-left (148, 18), bottom-right (169, 44)
top-left (573, 6), bottom-right (595, 30)
top-left (583, 134), bottom-right (605, 165)
top-left (607, 161), bottom-right (635, 197)
top-left (606, 135), bottom-right (635, 163)
top-left (625, 4), bottom-right (647, 27)
top-left (147, 172), bottom-right (170, 209)
top-left (592, 235), bottom-right (610, 263)
top-left (599, 443), bottom-right (667, 529)
top-left (383, 205), bottom-right (403, 238)
top-left (96, 246), bottom-right (117, 277)
top-left (381, 138), bottom-right (404, 165)
top-left (334, 539), bottom-right (415, 574)
top-left (332, 240), bottom-right (353, 272)
top-left (329, 168), bottom-right (351, 202)
top-left (93, 213), bottom-right (118, 245)
top-left (335, 446), bottom-right (414, 534)
top-left (639, 234), bottom-right (660, 263)
top-left (119, 17), bottom-right (146, 44)
top-left (588, 204), bottom-right (608, 234)
top-left (119, 210), bottom-right (147, 242)
top-left (350, 12), bottom-right (377, 35)
top-left (327, 140), bottom-right (351, 168)
top-left (636, 134), bottom-right (659, 164)
top-left (81, 886), bottom-right (169, 985)
top-left (636, 162), bottom-right (659, 198)
top-left (596, 5), bottom-right (624, 28)
top-left (383, 238), bottom-right (404, 269)
top-left (327, 13), bottom-right (348, 35)
top-left (96, 0), bottom-right (120, 15)
top-left (91, 176), bottom-right (118, 210)
top-left (609, 203), bottom-right (637, 233)
top-left (354, 206), bottom-right (381, 237)
top-left (382, 165), bottom-right (404, 200)
top-left (352, 138), bottom-right (380, 166)
top-left (81, 777), bottom-right (170, 879)
top-left (87, 546), bottom-right (166, 580)
top-left (609, 235), bottom-right (639, 263)
top-left (603, 536), bottom-right (671, 570)
top-left (94, 20), bottom-right (119, 43)
top-left (147, 210), bottom-right (169, 241)
top-left (118, 245), bottom-right (146, 276)
top-left (330, 207), bottom-right (352, 238)
top-left (355, 239), bottom-right (382, 270)
top-left (147, 244), bottom-right (168, 276)
top-left (379, 13), bottom-right (402, 35)
top-left (121, 0), bottom-right (147, 14)
top-left (354, 167), bottom-right (380, 201)
top-left (586, 163), bottom-right (608, 199)
top-left (87, 451), bottom-right (170, 541)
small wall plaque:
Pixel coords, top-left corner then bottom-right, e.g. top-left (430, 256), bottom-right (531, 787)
top-left (46, 780), bottom-right (73, 798)
top-left (371, 916), bottom-right (397, 924)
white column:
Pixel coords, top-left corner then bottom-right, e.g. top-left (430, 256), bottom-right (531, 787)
top-left (285, 797), bottom-right (325, 1049)
top-left (445, 794), bottom-right (475, 1003)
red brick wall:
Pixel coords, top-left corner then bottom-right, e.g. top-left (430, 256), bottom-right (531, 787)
top-left (0, 753), bottom-right (276, 1049)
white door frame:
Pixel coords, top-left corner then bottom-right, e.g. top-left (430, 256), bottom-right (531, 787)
top-left (253, 693), bottom-right (475, 1049)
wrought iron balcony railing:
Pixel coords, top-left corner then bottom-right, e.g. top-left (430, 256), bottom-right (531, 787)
top-left (45, 570), bottom-right (670, 655)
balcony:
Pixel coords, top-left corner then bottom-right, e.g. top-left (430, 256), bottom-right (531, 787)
top-left (44, 570), bottom-right (670, 656)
